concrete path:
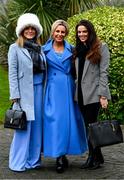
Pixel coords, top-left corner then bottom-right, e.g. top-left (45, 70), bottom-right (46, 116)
top-left (0, 125), bottom-right (124, 179)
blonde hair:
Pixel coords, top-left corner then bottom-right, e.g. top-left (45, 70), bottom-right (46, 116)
top-left (16, 35), bottom-right (41, 47)
top-left (51, 19), bottom-right (69, 38)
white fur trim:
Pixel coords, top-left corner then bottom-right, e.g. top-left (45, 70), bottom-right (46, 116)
top-left (16, 13), bottom-right (43, 37)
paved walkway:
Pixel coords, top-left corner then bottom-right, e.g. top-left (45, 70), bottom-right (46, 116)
top-left (0, 125), bottom-right (124, 179)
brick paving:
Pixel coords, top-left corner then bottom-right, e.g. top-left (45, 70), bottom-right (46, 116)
top-left (0, 125), bottom-right (124, 179)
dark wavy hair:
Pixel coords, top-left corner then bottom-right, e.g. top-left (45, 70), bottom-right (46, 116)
top-left (75, 19), bottom-right (101, 64)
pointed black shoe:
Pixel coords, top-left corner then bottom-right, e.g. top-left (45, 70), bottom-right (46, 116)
top-left (94, 148), bottom-right (104, 164)
top-left (88, 160), bottom-right (101, 170)
top-left (62, 155), bottom-right (69, 168)
top-left (56, 157), bottom-right (65, 173)
top-left (81, 156), bottom-right (94, 169)
top-left (98, 151), bottom-right (104, 164)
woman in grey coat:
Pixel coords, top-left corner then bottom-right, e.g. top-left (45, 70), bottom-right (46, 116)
top-left (8, 13), bottom-right (46, 171)
top-left (74, 20), bottom-right (111, 170)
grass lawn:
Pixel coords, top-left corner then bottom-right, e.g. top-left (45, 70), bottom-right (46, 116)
top-left (0, 65), bottom-right (10, 124)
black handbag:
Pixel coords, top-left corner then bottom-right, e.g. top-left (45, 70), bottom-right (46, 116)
top-left (4, 103), bottom-right (27, 130)
top-left (88, 119), bottom-right (123, 148)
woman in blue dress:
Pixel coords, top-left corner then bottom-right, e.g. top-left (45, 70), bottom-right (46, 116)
top-left (8, 13), bottom-right (46, 171)
top-left (43, 20), bottom-right (88, 173)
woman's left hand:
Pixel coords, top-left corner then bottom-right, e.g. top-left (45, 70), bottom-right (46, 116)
top-left (100, 97), bottom-right (108, 109)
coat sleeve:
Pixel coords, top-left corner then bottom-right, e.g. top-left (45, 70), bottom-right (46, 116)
top-left (98, 43), bottom-right (111, 99)
top-left (8, 44), bottom-right (20, 100)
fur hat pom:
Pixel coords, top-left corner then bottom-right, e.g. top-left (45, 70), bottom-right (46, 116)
top-left (16, 13), bottom-right (43, 37)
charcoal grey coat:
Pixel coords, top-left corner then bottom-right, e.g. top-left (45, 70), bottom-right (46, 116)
top-left (75, 42), bottom-right (111, 105)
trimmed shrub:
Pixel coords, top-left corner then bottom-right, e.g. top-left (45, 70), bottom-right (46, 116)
top-left (67, 6), bottom-right (124, 123)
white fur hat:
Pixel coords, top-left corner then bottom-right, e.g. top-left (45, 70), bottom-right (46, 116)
top-left (16, 13), bottom-right (43, 37)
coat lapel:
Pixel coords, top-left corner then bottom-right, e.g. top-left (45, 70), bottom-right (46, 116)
top-left (82, 59), bottom-right (90, 80)
top-left (21, 48), bottom-right (31, 60)
top-left (60, 41), bottom-right (72, 63)
top-left (75, 57), bottom-right (79, 79)
top-left (75, 57), bottom-right (90, 80)
top-left (43, 39), bottom-right (73, 71)
top-left (45, 47), bottom-right (65, 70)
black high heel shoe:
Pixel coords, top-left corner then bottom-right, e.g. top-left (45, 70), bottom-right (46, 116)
top-left (56, 156), bottom-right (64, 173)
top-left (81, 155), bottom-right (94, 169)
top-left (88, 150), bottom-right (104, 170)
top-left (56, 155), bottom-right (68, 173)
top-left (62, 155), bottom-right (69, 168)
top-left (88, 160), bottom-right (101, 170)
top-left (88, 148), bottom-right (104, 170)
top-left (98, 151), bottom-right (104, 164)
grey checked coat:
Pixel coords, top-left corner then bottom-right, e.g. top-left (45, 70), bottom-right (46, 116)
top-left (75, 42), bottom-right (111, 105)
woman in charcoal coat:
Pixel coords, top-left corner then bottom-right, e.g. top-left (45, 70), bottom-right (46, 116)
top-left (8, 13), bottom-right (46, 171)
top-left (43, 20), bottom-right (88, 173)
top-left (74, 19), bottom-right (111, 170)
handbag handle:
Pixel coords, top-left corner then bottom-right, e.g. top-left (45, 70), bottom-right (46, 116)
top-left (10, 101), bottom-right (23, 111)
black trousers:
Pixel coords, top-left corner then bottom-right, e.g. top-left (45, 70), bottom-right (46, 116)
top-left (79, 102), bottom-right (103, 161)
top-left (79, 102), bottom-right (100, 128)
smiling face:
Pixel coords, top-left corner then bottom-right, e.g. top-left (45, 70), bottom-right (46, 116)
top-left (77, 25), bottom-right (89, 43)
top-left (23, 26), bottom-right (37, 39)
top-left (52, 25), bottom-right (66, 43)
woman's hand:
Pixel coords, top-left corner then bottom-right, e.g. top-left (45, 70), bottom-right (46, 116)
top-left (100, 96), bottom-right (108, 109)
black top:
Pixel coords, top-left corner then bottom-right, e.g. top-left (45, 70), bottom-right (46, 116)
top-left (77, 43), bottom-right (89, 108)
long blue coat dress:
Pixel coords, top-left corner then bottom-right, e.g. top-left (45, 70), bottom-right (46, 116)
top-left (43, 39), bottom-right (88, 157)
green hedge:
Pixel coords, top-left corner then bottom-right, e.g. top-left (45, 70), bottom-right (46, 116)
top-left (67, 6), bottom-right (124, 123)
top-left (0, 65), bottom-right (10, 124)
